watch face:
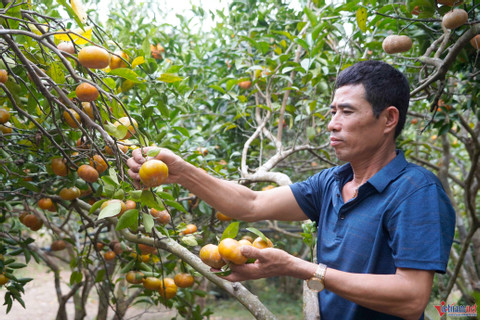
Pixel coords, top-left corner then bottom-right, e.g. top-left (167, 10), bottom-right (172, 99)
top-left (307, 278), bottom-right (324, 292)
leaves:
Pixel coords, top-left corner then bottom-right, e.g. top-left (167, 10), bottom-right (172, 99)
top-left (356, 7), bottom-right (368, 33)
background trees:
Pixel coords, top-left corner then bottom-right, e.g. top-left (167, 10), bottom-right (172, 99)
top-left (0, 0), bottom-right (479, 319)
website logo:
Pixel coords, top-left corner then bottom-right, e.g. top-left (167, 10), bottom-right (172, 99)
top-left (434, 301), bottom-right (477, 317)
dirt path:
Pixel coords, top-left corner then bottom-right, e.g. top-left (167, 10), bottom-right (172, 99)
top-left (0, 261), bottom-right (177, 320)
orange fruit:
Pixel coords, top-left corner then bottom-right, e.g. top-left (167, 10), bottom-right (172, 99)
top-left (105, 143), bottom-right (129, 155)
top-left (382, 35), bottom-right (413, 54)
top-left (113, 116), bottom-right (138, 139)
top-left (76, 82), bottom-right (99, 102)
top-left (238, 239), bottom-right (253, 247)
top-left (150, 43), bottom-right (165, 60)
top-left (23, 214), bottom-right (43, 231)
top-left (241, 235), bottom-right (254, 242)
top-left (59, 186), bottom-right (81, 200)
top-left (471, 35), bottom-right (480, 50)
top-left (199, 244), bottom-right (226, 269)
top-left (109, 51), bottom-right (129, 70)
top-left (63, 109), bottom-right (81, 128)
top-left (57, 41), bottom-right (75, 54)
top-left (174, 273), bottom-right (195, 288)
top-left (104, 250), bottom-right (116, 260)
top-left (442, 9), bottom-right (468, 29)
top-left (0, 69), bottom-right (7, 83)
top-left (38, 197), bottom-right (54, 210)
top-left (19, 212), bottom-right (28, 224)
top-left (51, 239), bottom-right (67, 251)
top-left (0, 108), bottom-right (10, 124)
top-left (78, 46), bottom-right (110, 69)
top-left (89, 154), bottom-right (108, 174)
top-left (238, 80), bottom-right (252, 89)
top-left (158, 278), bottom-right (177, 299)
top-left (0, 274), bottom-right (9, 286)
top-left (82, 102), bottom-right (94, 119)
top-left (252, 237), bottom-right (273, 249)
top-left (51, 157), bottom-right (68, 176)
top-left (77, 164), bottom-right (99, 183)
top-left (218, 238), bottom-right (248, 265)
top-left (96, 242), bottom-right (104, 250)
top-left (125, 200), bottom-right (136, 210)
top-left (76, 136), bottom-right (91, 150)
top-left (142, 277), bottom-right (161, 290)
top-left (182, 224), bottom-right (197, 235)
top-left (216, 212), bottom-right (233, 221)
top-left (150, 208), bottom-right (171, 225)
top-left (139, 159), bottom-right (168, 188)
top-left (125, 271), bottom-right (144, 284)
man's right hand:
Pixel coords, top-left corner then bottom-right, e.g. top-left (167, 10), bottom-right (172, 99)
top-left (126, 147), bottom-right (188, 186)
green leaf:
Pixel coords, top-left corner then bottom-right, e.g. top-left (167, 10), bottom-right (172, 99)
top-left (70, 271), bottom-right (83, 285)
top-left (356, 7), bottom-right (368, 33)
top-left (146, 147), bottom-right (161, 157)
top-left (95, 269), bottom-right (105, 283)
top-left (181, 235), bottom-right (198, 246)
top-left (108, 68), bottom-right (143, 83)
top-left (105, 121), bottom-right (128, 139)
top-left (157, 73), bottom-right (183, 83)
top-left (142, 212), bottom-right (154, 233)
top-left (303, 7), bottom-right (317, 27)
top-left (221, 221), bottom-right (239, 241)
top-left (209, 85), bottom-right (225, 94)
top-left (98, 201), bottom-right (121, 220)
top-left (115, 209), bottom-right (139, 230)
top-left (164, 199), bottom-right (187, 213)
top-left (120, 259), bottom-right (136, 274)
top-left (141, 190), bottom-right (164, 210)
top-left (246, 227), bottom-right (269, 244)
top-left (7, 263), bottom-right (27, 269)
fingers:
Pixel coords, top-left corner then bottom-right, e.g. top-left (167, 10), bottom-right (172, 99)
top-left (239, 245), bottom-right (261, 259)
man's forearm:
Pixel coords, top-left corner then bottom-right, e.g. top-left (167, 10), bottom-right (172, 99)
top-left (324, 268), bottom-right (434, 320)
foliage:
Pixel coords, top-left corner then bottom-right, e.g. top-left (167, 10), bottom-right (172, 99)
top-left (0, 0), bottom-right (479, 319)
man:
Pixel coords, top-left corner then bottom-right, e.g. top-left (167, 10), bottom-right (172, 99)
top-left (127, 60), bottom-right (455, 320)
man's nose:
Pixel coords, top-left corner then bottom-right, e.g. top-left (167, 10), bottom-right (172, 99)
top-left (327, 114), bottom-right (340, 132)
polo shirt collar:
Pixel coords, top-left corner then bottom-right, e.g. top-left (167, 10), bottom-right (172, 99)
top-left (333, 150), bottom-right (408, 193)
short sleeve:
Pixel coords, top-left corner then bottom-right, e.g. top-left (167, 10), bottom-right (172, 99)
top-left (386, 183), bottom-right (455, 273)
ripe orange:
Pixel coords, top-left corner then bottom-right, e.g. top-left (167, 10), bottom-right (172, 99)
top-left (109, 51), bottom-right (129, 70)
top-left (77, 164), bottom-right (99, 183)
top-left (126, 271), bottom-right (144, 284)
top-left (218, 238), bottom-right (248, 265)
top-left (96, 242), bottom-right (104, 250)
top-left (63, 109), bottom-right (81, 128)
top-left (112, 242), bottom-right (123, 255)
top-left (0, 108), bottom-right (10, 124)
top-left (38, 197), bottom-right (54, 210)
top-left (471, 35), bottom-right (480, 50)
top-left (150, 43), bottom-right (165, 60)
top-left (238, 239), bottom-right (253, 247)
top-left (104, 250), bottom-right (116, 260)
top-left (23, 214), bottom-right (43, 231)
top-left (216, 212), bottom-right (233, 221)
top-left (105, 143), bottom-right (129, 155)
top-left (442, 9), bottom-right (468, 29)
top-left (0, 124), bottom-right (12, 134)
top-left (150, 208), bottom-right (171, 225)
top-left (78, 46), bottom-right (110, 69)
top-left (59, 186), bottom-right (81, 200)
top-left (76, 82), bottom-right (99, 102)
top-left (89, 154), bottom-right (108, 174)
top-left (174, 273), bottom-right (195, 288)
top-left (51, 239), bottom-right (67, 251)
top-left (57, 41), bottom-right (75, 54)
top-left (125, 200), bottom-right (136, 210)
top-left (182, 224), bottom-right (197, 235)
top-left (82, 102), bottom-right (94, 119)
top-left (76, 136), bottom-right (90, 150)
top-left (143, 277), bottom-right (162, 290)
top-left (0, 274), bottom-right (9, 286)
top-left (241, 235), bottom-right (254, 242)
top-left (139, 159), bottom-right (168, 188)
top-left (0, 69), bottom-right (7, 83)
top-left (19, 212), bottom-right (28, 224)
top-left (199, 244), bottom-right (226, 269)
top-left (382, 35), bottom-right (413, 54)
top-left (238, 80), bottom-right (252, 89)
top-left (51, 157), bottom-right (68, 176)
top-left (113, 116), bottom-right (138, 139)
top-left (158, 278), bottom-right (177, 299)
top-left (252, 237), bottom-right (273, 249)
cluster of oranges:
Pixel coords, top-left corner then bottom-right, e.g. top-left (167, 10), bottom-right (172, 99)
top-left (126, 270), bottom-right (194, 300)
top-left (199, 235), bottom-right (273, 269)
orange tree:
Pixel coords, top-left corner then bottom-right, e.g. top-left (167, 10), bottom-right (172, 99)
top-left (1, 0), bottom-right (480, 319)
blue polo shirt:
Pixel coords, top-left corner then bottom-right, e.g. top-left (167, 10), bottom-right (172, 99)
top-left (290, 151), bottom-right (455, 320)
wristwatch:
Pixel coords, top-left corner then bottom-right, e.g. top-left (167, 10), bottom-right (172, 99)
top-left (306, 263), bottom-right (327, 292)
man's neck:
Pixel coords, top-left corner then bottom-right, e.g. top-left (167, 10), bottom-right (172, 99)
top-left (349, 145), bottom-right (397, 188)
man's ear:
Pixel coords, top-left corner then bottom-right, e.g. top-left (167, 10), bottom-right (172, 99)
top-left (383, 106), bottom-right (399, 135)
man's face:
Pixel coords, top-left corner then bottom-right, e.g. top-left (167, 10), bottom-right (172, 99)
top-left (328, 84), bottom-right (391, 163)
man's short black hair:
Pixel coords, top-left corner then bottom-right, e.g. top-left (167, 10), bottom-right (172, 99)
top-left (334, 60), bottom-right (410, 138)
